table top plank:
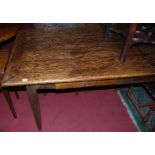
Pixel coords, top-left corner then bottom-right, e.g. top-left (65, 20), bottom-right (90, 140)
top-left (2, 24), bottom-right (155, 87)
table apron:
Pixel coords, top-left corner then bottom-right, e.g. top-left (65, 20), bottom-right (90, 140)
top-left (25, 76), bottom-right (155, 90)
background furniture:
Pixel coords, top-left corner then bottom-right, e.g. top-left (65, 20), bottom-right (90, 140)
top-left (0, 50), bottom-right (17, 118)
top-left (105, 23), bottom-right (155, 62)
top-left (127, 84), bottom-right (155, 131)
top-left (0, 24), bottom-right (18, 43)
top-left (0, 24), bottom-right (19, 118)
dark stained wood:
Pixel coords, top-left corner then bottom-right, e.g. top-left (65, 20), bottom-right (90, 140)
top-left (2, 88), bottom-right (17, 118)
top-left (2, 24), bottom-right (155, 88)
top-left (120, 23), bottom-right (138, 62)
top-left (0, 24), bottom-right (18, 43)
top-left (26, 85), bottom-right (42, 130)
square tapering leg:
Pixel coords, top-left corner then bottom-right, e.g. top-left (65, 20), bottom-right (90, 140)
top-left (26, 85), bottom-right (42, 130)
top-left (2, 89), bottom-right (17, 118)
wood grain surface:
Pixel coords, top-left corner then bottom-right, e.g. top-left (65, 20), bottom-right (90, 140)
top-left (2, 24), bottom-right (155, 88)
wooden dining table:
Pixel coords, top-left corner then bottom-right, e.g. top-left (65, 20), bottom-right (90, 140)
top-left (2, 24), bottom-right (155, 130)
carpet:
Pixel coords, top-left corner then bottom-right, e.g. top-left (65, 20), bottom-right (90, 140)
top-left (118, 86), bottom-right (155, 132)
top-left (0, 88), bottom-right (137, 132)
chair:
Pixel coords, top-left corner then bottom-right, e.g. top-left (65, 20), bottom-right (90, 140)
top-left (105, 23), bottom-right (155, 62)
top-left (0, 24), bottom-right (19, 118)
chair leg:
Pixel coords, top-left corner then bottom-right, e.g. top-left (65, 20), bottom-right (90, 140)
top-left (2, 89), bottom-right (17, 118)
top-left (119, 23), bottom-right (138, 62)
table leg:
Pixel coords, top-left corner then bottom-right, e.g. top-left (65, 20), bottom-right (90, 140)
top-left (2, 89), bottom-right (17, 118)
top-left (26, 85), bottom-right (42, 130)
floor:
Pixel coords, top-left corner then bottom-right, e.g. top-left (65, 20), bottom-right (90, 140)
top-left (0, 88), bottom-right (137, 132)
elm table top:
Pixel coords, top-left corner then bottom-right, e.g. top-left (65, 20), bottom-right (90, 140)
top-left (2, 24), bottom-right (155, 89)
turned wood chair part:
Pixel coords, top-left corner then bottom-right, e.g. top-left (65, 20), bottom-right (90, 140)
top-left (105, 23), bottom-right (155, 62)
top-left (0, 24), bottom-right (18, 43)
top-left (120, 23), bottom-right (138, 62)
